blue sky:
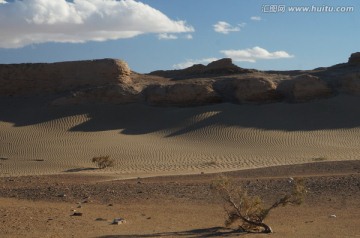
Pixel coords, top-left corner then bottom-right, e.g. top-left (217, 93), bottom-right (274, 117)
top-left (0, 0), bottom-right (359, 73)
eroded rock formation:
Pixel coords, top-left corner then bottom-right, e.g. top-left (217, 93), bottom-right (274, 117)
top-left (52, 84), bottom-right (141, 105)
top-left (348, 52), bottom-right (360, 65)
top-left (149, 58), bottom-right (253, 79)
top-left (144, 83), bottom-right (221, 106)
top-left (0, 59), bottom-right (131, 96)
top-left (1, 53), bottom-right (359, 106)
top-left (341, 73), bottom-right (360, 94)
top-left (233, 77), bottom-right (278, 103)
top-left (277, 75), bottom-right (332, 102)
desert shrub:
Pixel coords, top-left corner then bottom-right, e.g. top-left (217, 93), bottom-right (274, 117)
top-left (92, 156), bottom-right (114, 169)
top-left (203, 161), bottom-right (218, 166)
top-left (212, 175), bottom-right (307, 233)
top-left (312, 157), bottom-right (327, 162)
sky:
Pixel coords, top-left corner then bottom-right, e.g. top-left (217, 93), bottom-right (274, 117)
top-left (0, 0), bottom-right (359, 73)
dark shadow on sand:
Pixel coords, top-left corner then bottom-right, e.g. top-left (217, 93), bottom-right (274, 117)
top-left (64, 167), bottom-right (98, 173)
top-left (1, 95), bottom-right (360, 137)
top-left (97, 227), bottom-right (247, 238)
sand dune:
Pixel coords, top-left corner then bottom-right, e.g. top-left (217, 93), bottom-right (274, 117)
top-left (1, 95), bottom-right (360, 178)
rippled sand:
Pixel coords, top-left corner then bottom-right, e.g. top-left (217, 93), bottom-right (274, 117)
top-left (1, 95), bottom-right (359, 178)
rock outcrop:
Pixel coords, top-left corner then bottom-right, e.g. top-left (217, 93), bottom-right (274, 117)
top-left (144, 83), bottom-right (221, 106)
top-left (277, 74), bottom-right (332, 102)
top-left (233, 78), bottom-right (279, 103)
top-left (341, 73), bottom-right (360, 94)
top-left (52, 84), bottom-right (142, 105)
top-left (149, 58), bottom-right (253, 79)
top-left (0, 59), bottom-right (131, 96)
top-left (206, 58), bottom-right (246, 74)
top-left (348, 52), bottom-right (360, 65)
top-left (1, 53), bottom-right (360, 106)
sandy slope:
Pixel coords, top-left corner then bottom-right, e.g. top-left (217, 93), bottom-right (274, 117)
top-left (1, 95), bottom-right (360, 178)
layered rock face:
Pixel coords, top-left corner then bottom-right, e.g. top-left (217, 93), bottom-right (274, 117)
top-left (145, 83), bottom-right (221, 106)
top-left (277, 75), bottom-right (332, 102)
top-left (0, 59), bottom-right (131, 96)
top-left (233, 78), bottom-right (278, 103)
top-left (52, 84), bottom-right (141, 105)
top-left (1, 54), bottom-right (359, 106)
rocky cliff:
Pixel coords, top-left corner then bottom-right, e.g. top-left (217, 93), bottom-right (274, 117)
top-left (0, 59), bottom-right (130, 96)
top-left (348, 52), bottom-right (360, 65)
top-left (0, 53), bottom-right (359, 106)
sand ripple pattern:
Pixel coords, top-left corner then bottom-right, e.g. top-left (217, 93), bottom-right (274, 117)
top-left (1, 95), bottom-right (360, 178)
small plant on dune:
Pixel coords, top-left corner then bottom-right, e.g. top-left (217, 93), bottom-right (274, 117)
top-left (92, 156), bottom-right (114, 169)
top-left (204, 160), bottom-right (218, 166)
top-left (312, 157), bottom-right (327, 162)
top-left (211, 175), bottom-right (307, 233)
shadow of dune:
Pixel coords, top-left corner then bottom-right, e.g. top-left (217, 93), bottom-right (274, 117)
top-left (64, 167), bottom-right (98, 173)
top-left (1, 95), bottom-right (360, 137)
top-left (97, 227), bottom-right (246, 238)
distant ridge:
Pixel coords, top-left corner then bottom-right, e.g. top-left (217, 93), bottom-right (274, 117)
top-left (149, 58), bottom-right (254, 79)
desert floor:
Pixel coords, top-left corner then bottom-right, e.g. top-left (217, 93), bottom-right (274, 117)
top-left (0, 95), bottom-right (360, 237)
top-left (0, 161), bottom-right (359, 238)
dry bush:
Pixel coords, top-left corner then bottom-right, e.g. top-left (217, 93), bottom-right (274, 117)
top-left (212, 175), bottom-right (307, 233)
top-left (91, 156), bottom-right (114, 169)
top-left (312, 157), bottom-right (327, 162)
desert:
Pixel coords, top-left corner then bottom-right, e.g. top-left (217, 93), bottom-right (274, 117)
top-left (0, 53), bottom-right (360, 237)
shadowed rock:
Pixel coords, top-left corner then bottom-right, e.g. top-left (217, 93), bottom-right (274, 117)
top-left (0, 59), bottom-right (131, 96)
top-left (149, 58), bottom-right (253, 79)
top-left (348, 52), bottom-right (360, 65)
top-left (1, 53), bottom-right (360, 106)
top-left (341, 73), bottom-right (360, 94)
top-left (233, 77), bottom-right (279, 103)
top-left (277, 74), bottom-right (333, 102)
top-left (52, 84), bottom-right (142, 105)
top-left (144, 83), bottom-right (221, 106)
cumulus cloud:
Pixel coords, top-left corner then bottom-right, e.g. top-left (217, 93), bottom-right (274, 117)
top-left (213, 21), bottom-right (242, 34)
top-left (221, 46), bottom-right (294, 62)
top-left (158, 33), bottom-right (178, 40)
top-left (0, 0), bottom-right (194, 48)
top-left (250, 16), bottom-right (262, 21)
top-left (173, 58), bottom-right (218, 69)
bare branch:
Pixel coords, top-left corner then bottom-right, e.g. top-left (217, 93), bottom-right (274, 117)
top-left (212, 176), bottom-right (306, 233)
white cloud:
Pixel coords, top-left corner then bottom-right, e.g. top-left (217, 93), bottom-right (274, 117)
top-left (0, 0), bottom-right (194, 48)
top-left (250, 16), bottom-right (262, 21)
top-left (173, 58), bottom-right (218, 69)
top-left (158, 33), bottom-right (194, 40)
top-left (0, 0), bottom-right (7, 4)
top-left (238, 22), bottom-right (247, 28)
top-left (213, 21), bottom-right (241, 34)
top-left (184, 34), bottom-right (193, 40)
top-left (158, 33), bottom-right (178, 40)
top-left (221, 46), bottom-right (294, 62)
